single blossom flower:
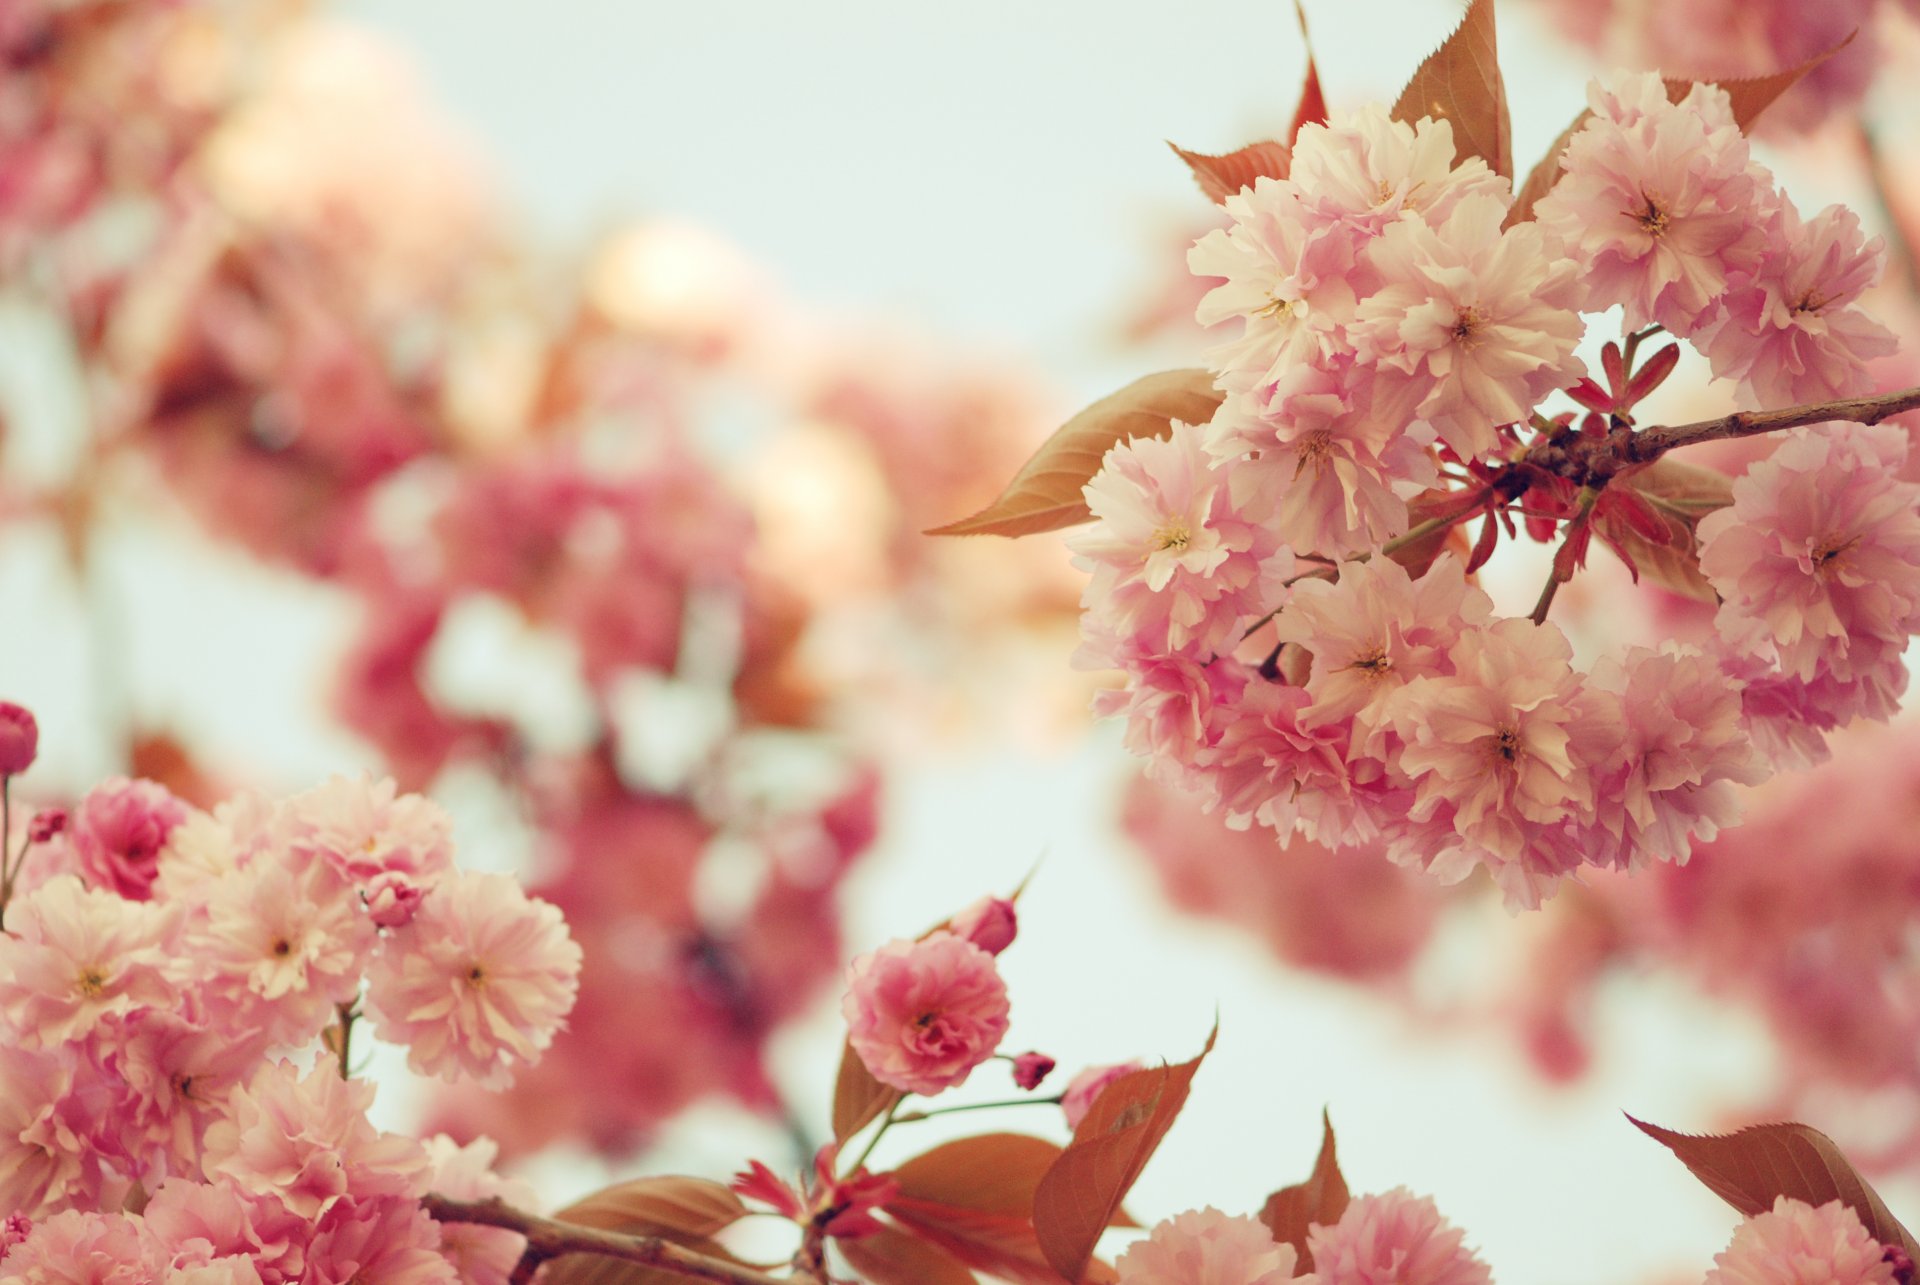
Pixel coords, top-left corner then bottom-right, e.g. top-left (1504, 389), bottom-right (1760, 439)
top-left (1705, 1196), bottom-right (1901, 1285)
top-left (1306, 1188), bottom-right (1491, 1285)
top-left (1116, 1207), bottom-right (1306, 1285)
top-left (67, 777), bottom-right (190, 901)
top-left (842, 931), bottom-right (1010, 1096)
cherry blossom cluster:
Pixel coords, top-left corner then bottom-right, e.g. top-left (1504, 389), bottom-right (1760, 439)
top-left (0, 715), bottom-right (580, 1282)
top-left (1075, 73), bottom-right (1920, 909)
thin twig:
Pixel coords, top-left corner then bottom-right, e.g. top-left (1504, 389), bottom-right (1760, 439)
top-left (1624, 384), bottom-right (1920, 462)
top-left (893, 1094), bottom-right (1068, 1124)
top-left (422, 1195), bottom-right (789, 1285)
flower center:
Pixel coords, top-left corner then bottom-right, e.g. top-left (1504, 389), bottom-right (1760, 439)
top-left (466, 963), bottom-right (487, 987)
top-left (1151, 520), bottom-right (1192, 552)
top-left (1348, 646), bottom-right (1394, 680)
top-left (271, 938), bottom-right (292, 958)
top-left (1490, 724), bottom-right (1522, 766)
top-left (1256, 294), bottom-right (1296, 321)
top-left (1296, 430), bottom-right (1335, 469)
top-left (76, 969), bottom-right (107, 998)
top-left (1634, 191), bottom-right (1669, 238)
top-left (1451, 306), bottom-right (1485, 346)
top-left (1793, 289), bottom-right (1832, 315)
top-left (1811, 533), bottom-right (1859, 574)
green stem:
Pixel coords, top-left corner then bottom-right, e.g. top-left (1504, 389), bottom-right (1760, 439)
top-left (892, 1094), bottom-right (1066, 1124)
top-left (843, 1099), bottom-right (901, 1176)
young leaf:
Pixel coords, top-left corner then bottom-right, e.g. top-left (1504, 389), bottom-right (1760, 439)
top-left (1286, 0), bottom-right (1328, 142)
top-left (836, 1227), bottom-right (981, 1285)
top-left (543, 1177), bottom-right (752, 1285)
top-left (1664, 30), bottom-right (1858, 133)
top-left (1594, 457), bottom-right (1732, 601)
top-left (1033, 1027), bottom-right (1218, 1281)
top-left (926, 370), bottom-right (1222, 538)
top-left (1390, 0), bottom-right (1512, 179)
top-left (1260, 1110), bottom-right (1351, 1272)
top-left (1630, 1116), bottom-right (1920, 1263)
top-left (1169, 140), bottom-right (1293, 204)
top-left (833, 1039), bottom-right (905, 1145)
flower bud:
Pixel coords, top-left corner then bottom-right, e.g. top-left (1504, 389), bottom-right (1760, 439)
top-left (0, 703), bottom-right (38, 777)
top-left (26, 809), bottom-right (66, 845)
top-left (950, 895), bottom-right (1017, 956)
top-left (1011, 1051), bottom-right (1055, 1091)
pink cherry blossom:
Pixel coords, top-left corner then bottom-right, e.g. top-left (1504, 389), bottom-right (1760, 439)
top-left (1116, 1207), bottom-right (1305, 1285)
top-left (0, 1045), bottom-right (87, 1218)
top-left (1694, 200), bottom-right (1897, 408)
top-left (279, 775), bottom-right (455, 887)
top-left (67, 777), bottom-right (190, 901)
top-left (1061, 1061), bottom-right (1145, 1131)
top-left (1534, 71), bottom-right (1768, 333)
top-left (948, 895), bottom-right (1017, 955)
top-left (300, 1197), bottom-right (458, 1285)
top-left (1202, 680), bottom-right (1351, 832)
top-left (0, 1210), bottom-right (161, 1285)
top-left (1070, 421), bottom-right (1294, 657)
top-left (144, 1178), bottom-right (305, 1284)
top-left (1352, 194), bottom-right (1586, 461)
top-left (1011, 1051), bottom-right (1056, 1090)
top-left (200, 1060), bottom-right (427, 1221)
top-left (0, 876), bottom-right (177, 1050)
top-left (1288, 106), bottom-right (1507, 240)
top-left (1699, 424), bottom-right (1920, 688)
top-left (1275, 555), bottom-right (1494, 760)
top-left (842, 931), bottom-right (1010, 1096)
top-left (1306, 1188), bottom-right (1490, 1285)
top-left (363, 871), bottom-right (582, 1089)
top-left (1086, 647), bottom-right (1250, 795)
top-left (421, 1136), bottom-right (536, 1285)
top-left (1705, 1197), bottom-right (1901, 1285)
top-left (85, 1007), bottom-right (267, 1183)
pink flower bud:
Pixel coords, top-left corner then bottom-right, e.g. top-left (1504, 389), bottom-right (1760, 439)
top-left (1061, 1061), bottom-right (1143, 1131)
top-left (1011, 1051), bottom-right (1055, 1091)
top-left (26, 809), bottom-right (66, 844)
top-left (365, 871), bottom-right (427, 928)
top-left (950, 896), bottom-right (1017, 956)
top-left (0, 703), bottom-right (37, 777)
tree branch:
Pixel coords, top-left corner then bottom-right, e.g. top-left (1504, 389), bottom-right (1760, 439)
top-left (1623, 384), bottom-right (1920, 462)
top-left (422, 1195), bottom-right (790, 1285)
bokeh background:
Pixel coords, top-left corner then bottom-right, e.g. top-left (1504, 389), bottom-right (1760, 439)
top-left (10, 1), bottom-right (1920, 1280)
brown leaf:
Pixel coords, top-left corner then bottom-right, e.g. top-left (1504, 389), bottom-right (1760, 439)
top-left (543, 1177), bottom-right (750, 1285)
top-left (1663, 29), bottom-right (1859, 133)
top-left (1287, 0), bottom-right (1328, 142)
top-left (894, 1133), bottom-right (1068, 1216)
top-left (1595, 457), bottom-right (1732, 601)
top-left (1033, 1027), bottom-right (1218, 1281)
top-left (837, 1227), bottom-right (980, 1285)
top-left (1260, 1111), bottom-right (1351, 1273)
top-left (1169, 140), bottom-right (1292, 204)
top-left (1631, 1116), bottom-right (1920, 1262)
top-left (1390, 0), bottom-right (1511, 179)
top-left (1505, 110), bottom-right (1590, 227)
top-left (926, 370), bottom-right (1223, 538)
top-left (888, 1200), bottom-right (1114, 1285)
top-left (833, 1040), bottom-right (905, 1145)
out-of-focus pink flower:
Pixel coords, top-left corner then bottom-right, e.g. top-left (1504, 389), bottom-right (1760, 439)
top-left (67, 777), bottom-right (190, 901)
top-left (1011, 1051), bottom-right (1056, 1090)
top-left (949, 895), bottom-right (1017, 956)
top-left (0, 702), bottom-right (37, 776)
top-left (0, 1209), bottom-right (161, 1284)
top-left (1306, 1188), bottom-right (1490, 1285)
top-left (1061, 1061), bottom-right (1145, 1131)
top-left (1705, 1196), bottom-right (1900, 1284)
top-left (1699, 425), bottom-right (1920, 689)
top-left (364, 871), bottom-right (582, 1089)
top-left (26, 809), bottom-right (66, 845)
top-left (1116, 1206), bottom-right (1304, 1285)
top-left (200, 1060), bottom-right (427, 1221)
top-left (423, 1135), bottom-right (538, 1285)
top-left (281, 774), bottom-right (455, 887)
top-left (842, 931), bottom-right (1010, 1096)
top-left (1535, 72), bottom-right (1767, 333)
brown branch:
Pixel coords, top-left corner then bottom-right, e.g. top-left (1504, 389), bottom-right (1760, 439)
top-left (1623, 384), bottom-right (1920, 462)
top-left (422, 1195), bottom-right (790, 1285)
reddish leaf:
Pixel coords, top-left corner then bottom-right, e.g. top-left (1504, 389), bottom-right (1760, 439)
top-left (544, 1177), bottom-right (751, 1285)
top-left (832, 1040), bottom-right (905, 1146)
top-left (1631, 1116), bottom-right (1920, 1263)
top-left (1390, 487), bottom-right (1486, 578)
top-left (888, 1200), bottom-right (1114, 1285)
top-left (1663, 30), bottom-right (1859, 133)
top-left (927, 370), bottom-right (1223, 538)
top-left (1390, 0), bottom-right (1511, 179)
top-left (1034, 1028), bottom-right (1217, 1282)
top-left (1260, 1110), bottom-right (1351, 1273)
top-left (1504, 108), bottom-right (1589, 227)
top-left (895, 1133), bottom-right (1069, 1216)
top-left (1594, 457), bottom-right (1733, 601)
top-left (1286, 0), bottom-right (1328, 142)
top-left (837, 1227), bottom-right (980, 1285)
top-left (1623, 343), bottom-right (1681, 407)
top-left (1169, 140), bottom-right (1293, 204)
top-left (1464, 508), bottom-right (1500, 575)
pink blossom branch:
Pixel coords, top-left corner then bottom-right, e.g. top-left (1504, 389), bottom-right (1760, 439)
top-left (421, 1195), bottom-right (790, 1285)
top-left (1622, 384), bottom-right (1920, 462)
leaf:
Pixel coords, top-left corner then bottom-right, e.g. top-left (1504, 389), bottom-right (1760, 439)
top-left (1286, 0), bottom-right (1328, 142)
top-left (1595, 457), bottom-right (1732, 601)
top-left (1033, 1027), bottom-right (1218, 1281)
top-left (1631, 1116), bottom-right (1920, 1263)
top-left (837, 1227), bottom-right (980, 1285)
top-left (926, 370), bottom-right (1223, 538)
top-left (1390, 0), bottom-right (1511, 179)
top-left (1663, 30), bottom-right (1859, 133)
top-left (543, 1177), bottom-right (751, 1285)
top-left (1260, 1110), bottom-right (1351, 1273)
top-left (1169, 140), bottom-right (1293, 204)
top-left (833, 1039), bottom-right (905, 1145)
top-left (1504, 109), bottom-right (1588, 227)
top-left (888, 1200), bottom-right (1115, 1285)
